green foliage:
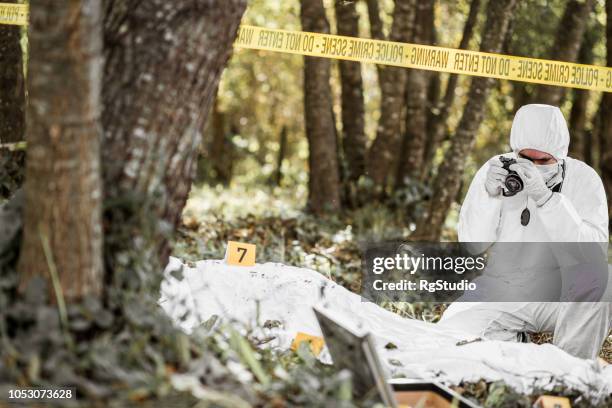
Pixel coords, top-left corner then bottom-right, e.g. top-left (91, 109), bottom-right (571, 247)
top-left (0, 232), bottom-right (361, 407)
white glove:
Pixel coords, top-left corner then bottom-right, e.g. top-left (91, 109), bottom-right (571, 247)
top-left (509, 158), bottom-right (553, 205)
top-left (484, 158), bottom-right (508, 197)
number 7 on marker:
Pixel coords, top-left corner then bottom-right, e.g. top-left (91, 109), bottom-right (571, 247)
top-left (236, 246), bottom-right (247, 262)
top-left (226, 241), bottom-right (256, 266)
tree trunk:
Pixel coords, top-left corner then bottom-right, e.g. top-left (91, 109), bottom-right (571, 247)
top-left (396, 0), bottom-right (435, 187)
top-left (414, 0), bottom-right (518, 241)
top-left (424, 0), bottom-right (481, 174)
top-left (569, 90), bottom-right (590, 161)
top-left (533, 0), bottom-right (593, 106)
top-left (598, 0), bottom-right (612, 234)
top-left (366, 0), bottom-right (416, 189)
top-left (0, 0), bottom-right (26, 199)
top-left (335, 0), bottom-right (367, 192)
top-left (0, 0), bottom-right (24, 145)
top-left (18, 0), bottom-right (103, 300)
top-left (275, 126), bottom-right (288, 187)
top-left (0, 148), bottom-right (25, 199)
top-left (425, 21), bottom-right (441, 150)
top-left (300, 0), bottom-right (342, 214)
top-left (209, 100), bottom-right (233, 185)
top-left (102, 0), bottom-right (246, 278)
top-left (365, 0), bottom-right (384, 41)
top-left (568, 24), bottom-right (597, 161)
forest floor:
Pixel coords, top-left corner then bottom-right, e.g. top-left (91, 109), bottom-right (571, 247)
top-left (172, 183), bottom-right (612, 405)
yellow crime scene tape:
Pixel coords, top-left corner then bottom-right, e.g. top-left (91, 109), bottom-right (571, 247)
top-left (0, 141), bottom-right (26, 150)
top-left (2, 3), bottom-right (611, 93)
top-left (235, 25), bottom-right (612, 93)
top-left (0, 2), bottom-right (27, 26)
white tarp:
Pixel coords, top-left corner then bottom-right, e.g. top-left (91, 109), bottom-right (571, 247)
top-left (160, 257), bottom-right (612, 403)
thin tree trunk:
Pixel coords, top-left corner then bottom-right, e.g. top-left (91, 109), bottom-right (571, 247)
top-left (0, 0), bottom-right (24, 145)
top-left (505, 16), bottom-right (530, 114)
top-left (568, 24), bottom-right (597, 161)
top-left (335, 0), bottom-right (367, 191)
top-left (533, 0), bottom-right (593, 106)
top-left (366, 0), bottom-right (416, 189)
top-left (583, 129), bottom-right (593, 166)
top-left (209, 100), bottom-right (233, 185)
top-left (512, 83), bottom-right (530, 113)
top-left (599, 0), bottom-right (612, 234)
top-left (414, 0), bottom-right (518, 241)
top-left (425, 22), bottom-right (441, 147)
top-left (592, 101), bottom-right (602, 170)
top-left (275, 126), bottom-right (287, 187)
top-left (396, 0), bottom-right (435, 187)
top-left (300, 0), bottom-right (342, 214)
top-left (423, 0), bottom-right (481, 176)
top-left (365, 0), bottom-right (384, 40)
top-left (18, 0), bottom-right (103, 300)
top-left (569, 90), bottom-right (590, 161)
top-left (102, 0), bottom-right (246, 278)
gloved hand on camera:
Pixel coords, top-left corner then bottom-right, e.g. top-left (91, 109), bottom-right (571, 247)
top-left (484, 157), bottom-right (508, 197)
top-left (509, 158), bottom-right (553, 206)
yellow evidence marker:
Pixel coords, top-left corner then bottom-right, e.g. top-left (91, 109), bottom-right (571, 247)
top-left (225, 241), bottom-right (256, 266)
top-left (534, 395), bottom-right (571, 408)
top-left (291, 332), bottom-right (325, 356)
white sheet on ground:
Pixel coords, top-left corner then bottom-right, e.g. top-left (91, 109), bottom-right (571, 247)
top-left (160, 257), bottom-right (612, 403)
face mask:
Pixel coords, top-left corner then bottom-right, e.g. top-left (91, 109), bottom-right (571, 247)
top-left (536, 162), bottom-right (561, 187)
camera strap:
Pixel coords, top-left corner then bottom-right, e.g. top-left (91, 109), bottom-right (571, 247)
top-left (521, 161), bottom-right (565, 227)
top-left (551, 160), bottom-right (566, 193)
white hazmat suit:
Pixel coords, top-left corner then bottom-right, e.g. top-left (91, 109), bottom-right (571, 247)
top-left (439, 104), bottom-right (611, 359)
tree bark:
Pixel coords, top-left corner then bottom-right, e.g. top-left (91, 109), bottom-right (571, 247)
top-left (366, 0), bottom-right (416, 189)
top-left (424, 0), bottom-right (481, 172)
top-left (0, 0), bottom-right (24, 145)
top-left (396, 0), bottom-right (435, 186)
top-left (568, 24), bottom-right (597, 161)
top-left (414, 0), bottom-right (518, 241)
top-left (598, 0), bottom-right (612, 234)
top-left (102, 0), bottom-right (246, 277)
top-left (335, 0), bottom-right (367, 191)
top-left (300, 0), bottom-right (342, 214)
top-left (533, 0), bottom-right (594, 106)
top-left (18, 0), bottom-right (104, 300)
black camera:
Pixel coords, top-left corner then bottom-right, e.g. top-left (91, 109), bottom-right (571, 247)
top-left (499, 156), bottom-right (523, 196)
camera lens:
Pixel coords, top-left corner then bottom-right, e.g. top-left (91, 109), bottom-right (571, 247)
top-left (505, 175), bottom-right (523, 193)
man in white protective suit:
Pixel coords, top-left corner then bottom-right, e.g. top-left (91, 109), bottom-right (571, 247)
top-left (438, 104), bottom-right (611, 360)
